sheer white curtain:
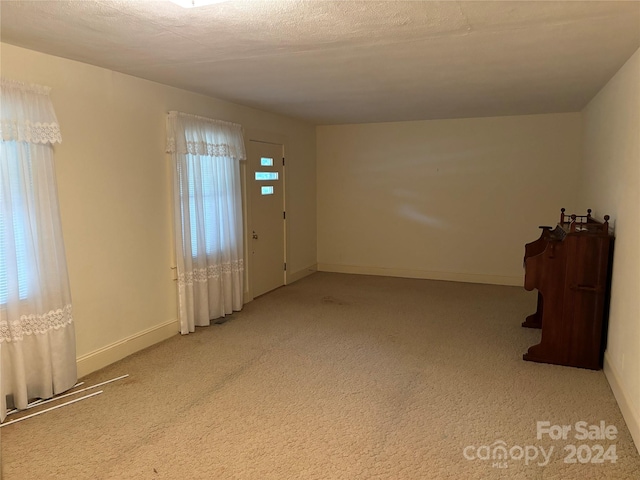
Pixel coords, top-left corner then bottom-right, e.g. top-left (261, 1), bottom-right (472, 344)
top-left (0, 79), bottom-right (77, 422)
top-left (166, 111), bottom-right (245, 334)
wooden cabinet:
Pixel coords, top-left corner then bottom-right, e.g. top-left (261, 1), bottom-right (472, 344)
top-left (522, 209), bottom-right (613, 369)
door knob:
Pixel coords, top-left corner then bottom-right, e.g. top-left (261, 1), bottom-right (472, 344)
top-left (252, 231), bottom-right (259, 240)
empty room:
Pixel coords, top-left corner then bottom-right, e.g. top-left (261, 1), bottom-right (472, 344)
top-left (1, 1), bottom-right (639, 478)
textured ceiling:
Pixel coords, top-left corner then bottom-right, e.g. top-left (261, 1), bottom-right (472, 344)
top-left (1, 0), bottom-right (639, 125)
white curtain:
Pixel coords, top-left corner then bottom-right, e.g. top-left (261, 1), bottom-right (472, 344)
top-left (166, 111), bottom-right (245, 334)
top-left (0, 79), bottom-right (77, 422)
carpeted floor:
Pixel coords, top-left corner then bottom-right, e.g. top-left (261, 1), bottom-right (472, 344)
top-left (2, 272), bottom-right (638, 479)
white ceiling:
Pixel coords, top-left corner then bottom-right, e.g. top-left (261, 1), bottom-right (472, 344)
top-left (1, 0), bottom-right (639, 125)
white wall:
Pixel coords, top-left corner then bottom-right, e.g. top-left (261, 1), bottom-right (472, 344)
top-left (580, 47), bottom-right (640, 451)
top-left (317, 114), bottom-right (582, 285)
top-left (0, 42), bottom-right (317, 376)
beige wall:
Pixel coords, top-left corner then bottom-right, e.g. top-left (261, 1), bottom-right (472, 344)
top-left (581, 47), bottom-right (640, 450)
top-left (317, 114), bottom-right (582, 285)
top-left (0, 43), bottom-right (316, 374)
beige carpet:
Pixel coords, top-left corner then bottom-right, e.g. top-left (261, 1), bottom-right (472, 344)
top-left (2, 272), bottom-right (638, 479)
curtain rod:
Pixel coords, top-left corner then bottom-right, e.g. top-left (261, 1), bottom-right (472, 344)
top-left (1, 77), bottom-right (52, 95)
top-left (167, 110), bottom-right (242, 129)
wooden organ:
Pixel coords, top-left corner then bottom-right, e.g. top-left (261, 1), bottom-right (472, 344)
top-left (522, 209), bottom-right (613, 369)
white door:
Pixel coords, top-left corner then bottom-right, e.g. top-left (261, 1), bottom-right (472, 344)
top-left (248, 140), bottom-right (285, 297)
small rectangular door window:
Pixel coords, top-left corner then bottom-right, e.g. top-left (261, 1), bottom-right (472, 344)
top-left (255, 172), bottom-right (279, 181)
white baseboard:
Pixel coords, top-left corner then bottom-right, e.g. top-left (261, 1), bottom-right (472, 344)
top-left (317, 263), bottom-right (523, 287)
top-left (603, 351), bottom-right (640, 455)
top-left (76, 319), bottom-right (179, 378)
top-left (286, 264), bottom-right (317, 284)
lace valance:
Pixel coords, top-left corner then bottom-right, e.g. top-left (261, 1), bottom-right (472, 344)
top-left (166, 111), bottom-right (246, 160)
top-left (0, 78), bottom-right (62, 144)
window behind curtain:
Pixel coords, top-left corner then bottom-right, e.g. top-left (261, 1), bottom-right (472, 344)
top-left (0, 140), bottom-right (30, 303)
top-left (179, 153), bottom-right (234, 258)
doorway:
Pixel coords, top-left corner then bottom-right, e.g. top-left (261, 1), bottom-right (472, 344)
top-left (247, 140), bottom-right (285, 298)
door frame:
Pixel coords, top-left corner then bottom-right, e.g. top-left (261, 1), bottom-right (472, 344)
top-left (243, 129), bottom-right (288, 303)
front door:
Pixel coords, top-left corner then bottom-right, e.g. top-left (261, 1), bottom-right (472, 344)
top-left (248, 140), bottom-right (285, 297)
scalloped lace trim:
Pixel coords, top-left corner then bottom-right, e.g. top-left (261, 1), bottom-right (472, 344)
top-left (1, 119), bottom-right (62, 144)
top-left (166, 138), bottom-right (237, 157)
top-left (178, 260), bottom-right (244, 287)
top-left (0, 304), bottom-right (73, 343)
